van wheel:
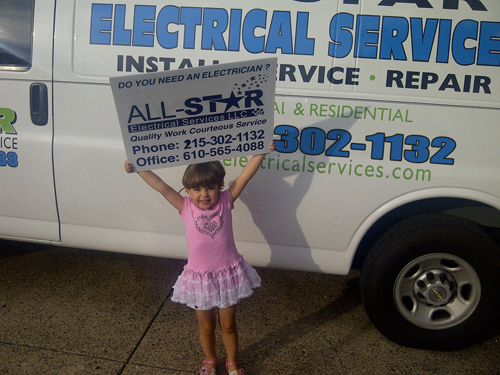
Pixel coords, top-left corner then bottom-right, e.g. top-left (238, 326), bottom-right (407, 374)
top-left (360, 213), bottom-right (500, 350)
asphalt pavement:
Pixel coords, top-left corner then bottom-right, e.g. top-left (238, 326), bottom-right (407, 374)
top-left (0, 240), bottom-right (499, 374)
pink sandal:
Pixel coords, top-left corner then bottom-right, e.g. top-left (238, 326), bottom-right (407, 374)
top-left (200, 360), bottom-right (218, 374)
top-left (225, 360), bottom-right (246, 375)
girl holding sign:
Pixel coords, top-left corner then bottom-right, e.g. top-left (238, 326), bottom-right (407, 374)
top-left (124, 142), bottom-right (274, 375)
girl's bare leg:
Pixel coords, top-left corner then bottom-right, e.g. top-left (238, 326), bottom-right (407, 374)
top-left (218, 305), bottom-right (240, 372)
top-left (196, 309), bottom-right (218, 372)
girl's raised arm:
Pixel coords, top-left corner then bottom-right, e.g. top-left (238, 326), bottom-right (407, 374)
top-left (124, 161), bottom-right (183, 212)
top-left (229, 142), bottom-right (274, 202)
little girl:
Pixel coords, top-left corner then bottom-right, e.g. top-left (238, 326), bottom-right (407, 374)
top-left (124, 142), bottom-right (274, 375)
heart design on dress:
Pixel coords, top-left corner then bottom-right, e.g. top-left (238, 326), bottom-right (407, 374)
top-left (195, 213), bottom-right (223, 239)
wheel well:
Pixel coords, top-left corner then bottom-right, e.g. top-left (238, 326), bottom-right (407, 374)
top-left (351, 197), bottom-right (500, 270)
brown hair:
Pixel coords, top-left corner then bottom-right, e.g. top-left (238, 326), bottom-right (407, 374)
top-left (182, 161), bottom-right (226, 190)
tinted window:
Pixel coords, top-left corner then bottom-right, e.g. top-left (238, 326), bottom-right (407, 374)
top-left (0, 0), bottom-right (35, 70)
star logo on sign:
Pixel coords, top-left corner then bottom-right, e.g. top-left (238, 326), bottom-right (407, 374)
top-left (215, 91), bottom-right (244, 112)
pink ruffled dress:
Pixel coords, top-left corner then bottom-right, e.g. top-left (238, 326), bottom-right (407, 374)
top-left (171, 190), bottom-right (261, 310)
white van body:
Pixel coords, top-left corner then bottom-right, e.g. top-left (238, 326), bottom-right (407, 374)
top-left (1, 0), bottom-right (499, 349)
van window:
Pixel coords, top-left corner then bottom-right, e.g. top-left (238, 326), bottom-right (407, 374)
top-left (0, 0), bottom-right (34, 70)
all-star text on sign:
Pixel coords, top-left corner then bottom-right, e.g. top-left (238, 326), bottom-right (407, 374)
top-left (110, 58), bottom-right (277, 171)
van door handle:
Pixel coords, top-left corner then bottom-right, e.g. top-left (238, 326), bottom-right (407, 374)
top-left (30, 83), bottom-right (48, 126)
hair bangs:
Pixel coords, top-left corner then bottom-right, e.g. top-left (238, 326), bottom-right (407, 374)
top-left (182, 161), bottom-right (225, 189)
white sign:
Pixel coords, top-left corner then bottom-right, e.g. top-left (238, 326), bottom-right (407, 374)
top-left (110, 58), bottom-right (277, 171)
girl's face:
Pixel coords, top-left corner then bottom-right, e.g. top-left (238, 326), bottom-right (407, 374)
top-left (186, 185), bottom-right (221, 210)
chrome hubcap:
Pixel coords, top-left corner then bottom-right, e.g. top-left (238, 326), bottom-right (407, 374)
top-left (394, 253), bottom-right (481, 330)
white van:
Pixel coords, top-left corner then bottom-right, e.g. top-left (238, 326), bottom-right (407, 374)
top-left (1, 0), bottom-right (499, 350)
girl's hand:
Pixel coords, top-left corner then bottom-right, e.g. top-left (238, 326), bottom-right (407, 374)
top-left (124, 160), bottom-right (135, 174)
top-left (257, 141), bottom-right (275, 157)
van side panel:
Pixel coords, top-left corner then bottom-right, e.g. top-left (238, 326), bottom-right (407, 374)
top-left (47, 0), bottom-right (500, 274)
top-left (0, 0), bottom-right (59, 241)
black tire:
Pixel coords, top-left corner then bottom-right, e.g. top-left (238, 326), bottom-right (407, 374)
top-left (360, 213), bottom-right (500, 350)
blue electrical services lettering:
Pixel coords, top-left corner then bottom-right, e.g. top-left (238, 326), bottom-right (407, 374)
top-left (90, 4), bottom-right (315, 55)
top-left (89, 3), bottom-right (500, 67)
top-left (328, 13), bottom-right (499, 66)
